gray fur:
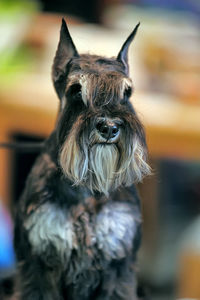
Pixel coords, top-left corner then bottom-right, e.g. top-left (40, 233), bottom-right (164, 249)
top-left (24, 204), bottom-right (77, 261)
top-left (95, 202), bottom-right (138, 260)
top-left (24, 202), bottom-right (138, 263)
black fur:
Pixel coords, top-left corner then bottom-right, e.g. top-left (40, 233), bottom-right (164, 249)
top-left (12, 19), bottom-right (150, 300)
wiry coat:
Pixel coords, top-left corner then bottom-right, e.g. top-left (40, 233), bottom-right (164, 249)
top-left (14, 20), bottom-right (151, 300)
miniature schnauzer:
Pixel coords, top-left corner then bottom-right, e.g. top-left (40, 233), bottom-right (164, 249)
top-left (13, 19), bottom-right (151, 300)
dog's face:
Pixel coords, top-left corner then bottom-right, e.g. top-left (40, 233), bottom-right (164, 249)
top-left (52, 19), bottom-right (151, 195)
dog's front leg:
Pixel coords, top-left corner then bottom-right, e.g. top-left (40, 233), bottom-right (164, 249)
top-left (95, 261), bottom-right (138, 300)
top-left (14, 200), bottom-right (73, 300)
top-left (17, 257), bottom-right (62, 300)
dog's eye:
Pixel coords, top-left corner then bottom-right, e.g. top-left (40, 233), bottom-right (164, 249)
top-left (124, 86), bottom-right (132, 98)
top-left (68, 84), bottom-right (82, 99)
top-left (121, 86), bottom-right (132, 105)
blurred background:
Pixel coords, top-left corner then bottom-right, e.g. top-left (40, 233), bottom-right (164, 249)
top-left (0, 0), bottom-right (200, 299)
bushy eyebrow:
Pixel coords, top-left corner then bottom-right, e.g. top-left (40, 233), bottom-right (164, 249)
top-left (66, 73), bottom-right (133, 106)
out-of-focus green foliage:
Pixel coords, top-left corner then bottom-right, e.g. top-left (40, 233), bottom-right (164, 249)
top-left (0, 0), bottom-right (39, 83)
top-left (0, 0), bottom-right (38, 18)
top-left (0, 46), bottom-right (36, 80)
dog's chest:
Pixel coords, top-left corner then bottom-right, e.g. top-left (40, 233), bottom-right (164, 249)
top-left (24, 201), bottom-right (137, 262)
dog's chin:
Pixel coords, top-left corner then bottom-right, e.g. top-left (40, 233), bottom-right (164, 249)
top-left (59, 135), bottom-right (151, 196)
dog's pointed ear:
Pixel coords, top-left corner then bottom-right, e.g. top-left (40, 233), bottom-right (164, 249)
top-left (52, 18), bottom-right (79, 83)
top-left (117, 23), bottom-right (140, 74)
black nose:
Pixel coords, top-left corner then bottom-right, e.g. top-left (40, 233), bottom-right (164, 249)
top-left (96, 120), bottom-right (119, 140)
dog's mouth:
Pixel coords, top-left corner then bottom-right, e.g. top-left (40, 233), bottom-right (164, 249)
top-left (95, 141), bottom-right (117, 145)
top-left (90, 129), bottom-right (120, 147)
top-left (91, 141), bottom-right (118, 150)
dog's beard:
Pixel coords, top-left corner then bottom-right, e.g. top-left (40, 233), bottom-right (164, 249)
top-left (59, 128), bottom-right (151, 195)
top-left (89, 144), bottom-right (118, 194)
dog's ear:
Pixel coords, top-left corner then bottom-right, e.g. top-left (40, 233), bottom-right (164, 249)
top-left (117, 23), bottom-right (140, 74)
top-left (52, 18), bottom-right (79, 83)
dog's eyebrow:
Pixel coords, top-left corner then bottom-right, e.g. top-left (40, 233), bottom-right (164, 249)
top-left (66, 74), bottom-right (88, 106)
top-left (66, 73), bottom-right (132, 107)
top-left (120, 78), bottom-right (132, 98)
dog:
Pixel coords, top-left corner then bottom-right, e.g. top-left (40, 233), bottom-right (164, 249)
top-left (13, 19), bottom-right (151, 300)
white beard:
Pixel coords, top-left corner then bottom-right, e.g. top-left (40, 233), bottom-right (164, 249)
top-left (59, 130), bottom-right (151, 195)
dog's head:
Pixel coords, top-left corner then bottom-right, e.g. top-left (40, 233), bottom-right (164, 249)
top-left (52, 19), bottom-right (151, 195)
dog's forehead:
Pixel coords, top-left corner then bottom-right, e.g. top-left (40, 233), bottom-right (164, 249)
top-left (70, 54), bottom-right (125, 74)
top-left (66, 55), bottom-right (132, 105)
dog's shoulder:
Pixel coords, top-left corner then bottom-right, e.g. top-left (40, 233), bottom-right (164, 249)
top-left (17, 152), bottom-right (58, 213)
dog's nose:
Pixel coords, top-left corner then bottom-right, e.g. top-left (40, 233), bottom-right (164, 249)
top-left (96, 120), bottom-right (119, 140)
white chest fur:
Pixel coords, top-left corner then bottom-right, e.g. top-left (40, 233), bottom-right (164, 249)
top-left (24, 201), bottom-right (137, 261)
top-left (95, 202), bottom-right (137, 260)
top-left (24, 204), bottom-right (77, 261)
